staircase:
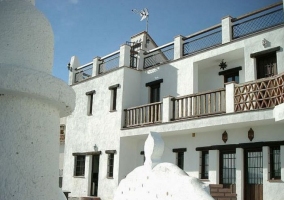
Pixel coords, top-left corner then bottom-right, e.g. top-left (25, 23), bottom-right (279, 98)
top-left (209, 184), bottom-right (237, 200)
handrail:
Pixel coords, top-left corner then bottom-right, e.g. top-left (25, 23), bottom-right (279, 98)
top-left (75, 62), bottom-right (93, 70)
top-left (232, 2), bottom-right (282, 22)
top-left (124, 101), bottom-right (162, 111)
top-left (183, 24), bottom-right (221, 41)
top-left (173, 88), bottom-right (225, 100)
top-left (145, 42), bottom-right (174, 54)
top-left (100, 50), bottom-right (120, 60)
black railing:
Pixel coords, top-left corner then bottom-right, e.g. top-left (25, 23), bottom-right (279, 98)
top-left (144, 43), bottom-right (174, 69)
top-left (183, 25), bottom-right (222, 56)
top-left (232, 3), bottom-right (284, 39)
top-left (99, 52), bottom-right (120, 74)
top-left (74, 63), bottom-right (93, 83)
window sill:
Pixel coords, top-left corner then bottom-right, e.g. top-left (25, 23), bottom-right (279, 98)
top-left (73, 176), bottom-right (85, 178)
top-left (109, 110), bottom-right (117, 112)
top-left (107, 177), bottom-right (114, 179)
top-left (268, 179), bottom-right (282, 183)
top-left (200, 179), bottom-right (210, 182)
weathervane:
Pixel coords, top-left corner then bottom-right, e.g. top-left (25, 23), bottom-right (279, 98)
top-left (132, 8), bottom-right (149, 32)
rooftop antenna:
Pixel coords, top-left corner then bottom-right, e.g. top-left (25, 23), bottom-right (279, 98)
top-left (132, 8), bottom-right (149, 32)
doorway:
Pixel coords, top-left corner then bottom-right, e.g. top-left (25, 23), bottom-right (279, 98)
top-left (244, 148), bottom-right (263, 200)
top-left (90, 155), bottom-right (100, 196)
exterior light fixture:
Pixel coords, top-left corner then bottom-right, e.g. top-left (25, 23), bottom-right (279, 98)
top-left (248, 128), bottom-right (254, 141)
top-left (222, 131), bottom-right (228, 143)
top-left (262, 38), bottom-right (267, 47)
top-left (94, 144), bottom-right (98, 152)
top-left (219, 59), bottom-right (227, 70)
top-left (67, 63), bottom-right (72, 72)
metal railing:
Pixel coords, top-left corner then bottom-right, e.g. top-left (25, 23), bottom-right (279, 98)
top-left (124, 102), bottom-right (162, 127)
top-left (232, 2), bottom-right (284, 39)
top-left (144, 43), bottom-right (174, 69)
top-left (74, 63), bottom-right (93, 83)
top-left (234, 73), bottom-right (284, 112)
top-left (172, 88), bottom-right (226, 120)
top-left (183, 24), bottom-right (222, 56)
top-left (99, 51), bottom-right (120, 74)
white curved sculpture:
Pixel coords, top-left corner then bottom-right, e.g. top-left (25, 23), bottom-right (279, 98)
top-left (114, 132), bottom-right (214, 200)
top-left (0, 0), bottom-right (75, 199)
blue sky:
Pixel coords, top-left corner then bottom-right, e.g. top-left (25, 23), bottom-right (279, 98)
top-left (36, 0), bottom-right (280, 82)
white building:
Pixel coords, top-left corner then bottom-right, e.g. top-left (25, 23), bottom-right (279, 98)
top-left (63, 2), bottom-right (284, 200)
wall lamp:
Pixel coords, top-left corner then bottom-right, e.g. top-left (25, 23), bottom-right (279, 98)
top-left (67, 63), bottom-right (72, 72)
top-left (219, 59), bottom-right (227, 70)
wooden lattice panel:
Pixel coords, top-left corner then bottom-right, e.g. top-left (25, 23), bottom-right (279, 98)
top-left (234, 74), bottom-right (284, 112)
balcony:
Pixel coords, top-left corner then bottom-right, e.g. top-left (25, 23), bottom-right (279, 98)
top-left (123, 73), bottom-right (284, 128)
top-left (69, 2), bottom-right (284, 85)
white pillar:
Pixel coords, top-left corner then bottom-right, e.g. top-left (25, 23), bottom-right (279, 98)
top-left (119, 44), bottom-right (131, 67)
top-left (0, 1), bottom-right (75, 200)
top-left (225, 82), bottom-right (235, 113)
top-left (92, 56), bottom-right (101, 76)
top-left (209, 150), bottom-right (219, 184)
top-left (137, 49), bottom-right (145, 70)
top-left (174, 35), bottom-right (184, 60)
top-left (188, 63), bottom-right (199, 94)
top-left (222, 16), bottom-right (232, 44)
top-left (162, 96), bottom-right (174, 122)
top-left (69, 56), bottom-right (80, 85)
top-left (236, 148), bottom-right (244, 200)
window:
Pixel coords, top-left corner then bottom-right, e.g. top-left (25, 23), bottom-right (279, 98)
top-left (105, 150), bottom-right (116, 178)
top-left (74, 155), bottom-right (85, 176)
top-left (173, 148), bottom-right (187, 170)
top-left (270, 146), bottom-right (281, 180)
top-left (250, 46), bottom-right (280, 79)
top-left (145, 79), bottom-right (163, 103)
top-left (109, 84), bottom-right (119, 111)
top-left (60, 125), bottom-right (65, 135)
top-left (201, 151), bottom-right (209, 179)
top-left (86, 90), bottom-right (96, 115)
top-left (219, 66), bottom-right (242, 84)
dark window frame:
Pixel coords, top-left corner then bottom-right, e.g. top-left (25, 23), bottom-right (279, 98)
top-left (219, 150), bottom-right (236, 186)
top-left (200, 151), bottom-right (209, 179)
top-left (270, 146), bottom-right (281, 180)
top-left (105, 150), bottom-right (116, 178)
top-left (74, 155), bottom-right (86, 177)
top-left (86, 90), bottom-right (96, 116)
top-left (173, 148), bottom-right (186, 170)
top-left (146, 79), bottom-right (163, 103)
top-left (109, 84), bottom-right (120, 111)
top-left (219, 66), bottom-right (242, 84)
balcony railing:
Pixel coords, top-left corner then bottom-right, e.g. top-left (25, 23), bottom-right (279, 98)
top-left (183, 24), bottom-right (222, 56)
top-left (99, 51), bottom-right (120, 74)
top-left (234, 73), bottom-right (284, 112)
top-left (172, 88), bottom-right (226, 120)
top-left (124, 102), bottom-right (162, 127)
top-left (74, 63), bottom-right (93, 83)
top-left (144, 43), bottom-right (174, 69)
top-left (232, 2), bottom-right (284, 39)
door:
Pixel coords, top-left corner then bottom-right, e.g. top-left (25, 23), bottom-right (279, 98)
top-left (90, 155), bottom-right (100, 196)
top-left (220, 150), bottom-right (236, 192)
top-left (244, 148), bottom-right (263, 200)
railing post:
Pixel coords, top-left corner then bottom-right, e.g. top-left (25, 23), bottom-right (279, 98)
top-left (174, 35), bottom-right (184, 59)
top-left (225, 82), bottom-right (235, 113)
top-left (137, 49), bottom-right (145, 70)
top-left (222, 16), bottom-right (232, 44)
top-left (68, 56), bottom-right (80, 85)
top-left (119, 44), bottom-right (131, 67)
top-left (162, 96), bottom-right (174, 122)
top-left (92, 56), bottom-right (101, 76)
